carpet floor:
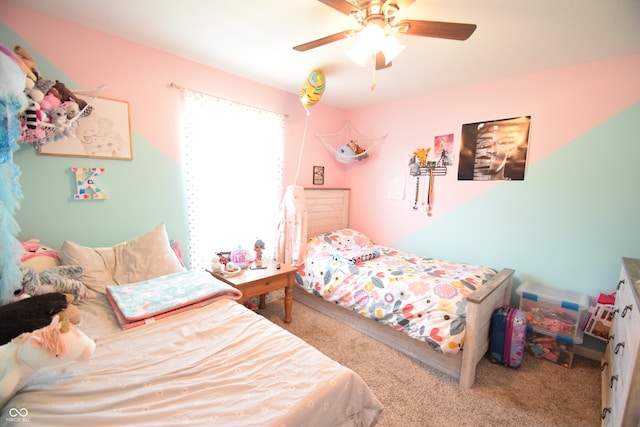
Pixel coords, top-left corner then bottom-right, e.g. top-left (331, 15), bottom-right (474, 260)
top-left (259, 299), bottom-right (601, 427)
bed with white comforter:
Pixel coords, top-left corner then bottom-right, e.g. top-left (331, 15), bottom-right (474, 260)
top-left (1, 224), bottom-right (382, 426)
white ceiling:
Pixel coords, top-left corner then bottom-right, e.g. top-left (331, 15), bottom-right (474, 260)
top-left (7, 0), bottom-right (640, 110)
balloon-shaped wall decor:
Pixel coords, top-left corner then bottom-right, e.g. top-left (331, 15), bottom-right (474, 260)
top-left (299, 69), bottom-right (325, 114)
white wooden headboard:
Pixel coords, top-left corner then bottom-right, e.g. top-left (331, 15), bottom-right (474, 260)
top-left (304, 188), bottom-right (350, 236)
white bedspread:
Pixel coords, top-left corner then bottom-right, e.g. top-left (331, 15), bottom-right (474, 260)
top-left (2, 297), bottom-right (382, 426)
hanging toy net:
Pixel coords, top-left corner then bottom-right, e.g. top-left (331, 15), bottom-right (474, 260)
top-left (18, 84), bottom-right (106, 147)
top-left (316, 121), bottom-right (387, 164)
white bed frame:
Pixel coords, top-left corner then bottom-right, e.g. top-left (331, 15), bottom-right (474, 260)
top-left (296, 188), bottom-right (515, 387)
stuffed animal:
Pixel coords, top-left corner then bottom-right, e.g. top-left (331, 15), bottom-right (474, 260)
top-left (51, 80), bottom-right (87, 111)
top-left (49, 106), bottom-right (67, 125)
top-left (21, 79), bottom-right (44, 131)
top-left (48, 106), bottom-right (74, 137)
top-left (21, 239), bottom-right (60, 271)
top-left (0, 313), bottom-right (95, 408)
top-left (0, 292), bottom-right (81, 345)
top-left (12, 45), bottom-right (89, 140)
top-left (16, 240), bottom-right (93, 302)
top-left (13, 45), bottom-right (41, 80)
top-left (413, 147), bottom-right (431, 167)
top-left (347, 140), bottom-right (369, 160)
top-left (62, 100), bottom-right (80, 119)
top-left (39, 92), bottom-right (61, 112)
top-left (19, 264), bottom-right (94, 303)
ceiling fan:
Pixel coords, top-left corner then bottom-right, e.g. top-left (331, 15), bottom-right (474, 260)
top-left (293, 0), bottom-right (477, 70)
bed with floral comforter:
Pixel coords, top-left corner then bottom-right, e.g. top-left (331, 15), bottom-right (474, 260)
top-left (296, 229), bottom-right (498, 355)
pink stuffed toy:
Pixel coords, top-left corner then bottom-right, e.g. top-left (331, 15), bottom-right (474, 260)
top-left (39, 93), bottom-right (60, 112)
top-left (21, 239), bottom-right (59, 264)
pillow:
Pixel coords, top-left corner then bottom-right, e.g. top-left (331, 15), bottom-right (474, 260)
top-left (319, 228), bottom-right (374, 249)
top-left (111, 223), bottom-right (185, 285)
top-left (59, 223), bottom-right (185, 294)
top-left (59, 241), bottom-right (116, 294)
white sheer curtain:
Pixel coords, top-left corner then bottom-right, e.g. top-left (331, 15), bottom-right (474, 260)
top-left (181, 89), bottom-right (284, 269)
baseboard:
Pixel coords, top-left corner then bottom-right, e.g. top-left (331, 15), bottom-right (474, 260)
top-left (575, 345), bottom-right (604, 361)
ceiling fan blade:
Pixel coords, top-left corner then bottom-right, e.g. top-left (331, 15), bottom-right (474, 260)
top-left (375, 52), bottom-right (392, 70)
top-left (318, 0), bottom-right (361, 16)
top-left (293, 29), bottom-right (356, 51)
top-left (396, 19), bottom-right (477, 41)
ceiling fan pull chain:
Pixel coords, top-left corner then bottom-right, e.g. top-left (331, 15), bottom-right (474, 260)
top-left (370, 54), bottom-right (377, 91)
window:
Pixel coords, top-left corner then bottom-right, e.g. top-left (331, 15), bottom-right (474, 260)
top-left (181, 90), bottom-right (284, 269)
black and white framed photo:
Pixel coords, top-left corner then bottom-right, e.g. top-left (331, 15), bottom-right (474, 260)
top-left (458, 116), bottom-right (531, 181)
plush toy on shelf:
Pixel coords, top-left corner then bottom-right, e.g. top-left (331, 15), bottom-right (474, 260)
top-left (0, 312), bottom-right (95, 408)
top-left (12, 45), bottom-right (100, 146)
top-left (13, 45), bottom-right (41, 80)
top-left (347, 140), bottom-right (368, 160)
top-left (51, 80), bottom-right (88, 111)
top-left (336, 140), bottom-right (369, 163)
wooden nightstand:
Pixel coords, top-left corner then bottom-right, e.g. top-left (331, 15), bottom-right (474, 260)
top-left (211, 259), bottom-right (298, 323)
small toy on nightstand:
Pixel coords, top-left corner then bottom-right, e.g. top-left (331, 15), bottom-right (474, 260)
top-left (253, 239), bottom-right (265, 266)
top-left (210, 254), bottom-right (222, 273)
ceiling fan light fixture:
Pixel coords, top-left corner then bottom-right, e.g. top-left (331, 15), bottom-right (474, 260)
top-left (347, 28), bottom-right (405, 67)
top-left (346, 23), bottom-right (387, 67)
top-left (346, 46), bottom-right (366, 67)
top-left (359, 23), bottom-right (386, 53)
top-left (381, 34), bottom-right (405, 64)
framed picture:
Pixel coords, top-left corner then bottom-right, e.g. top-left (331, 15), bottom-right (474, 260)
top-left (457, 116), bottom-right (531, 181)
top-left (313, 165), bottom-right (324, 185)
top-left (38, 96), bottom-right (133, 160)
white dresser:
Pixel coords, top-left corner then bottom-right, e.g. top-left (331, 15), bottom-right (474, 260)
top-left (601, 257), bottom-right (640, 427)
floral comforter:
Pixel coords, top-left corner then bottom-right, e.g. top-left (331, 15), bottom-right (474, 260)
top-left (296, 229), bottom-right (497, 355)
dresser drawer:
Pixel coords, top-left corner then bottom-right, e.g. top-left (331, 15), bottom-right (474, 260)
top-left (615, 281), bottom-right (638, 354)
top-left (601, 259), bottom-right (640, 427)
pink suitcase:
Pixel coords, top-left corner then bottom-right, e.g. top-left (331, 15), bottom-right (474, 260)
top-left (489, 306), bottom-right (527, 368)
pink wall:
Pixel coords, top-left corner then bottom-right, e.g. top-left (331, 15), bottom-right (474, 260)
top-left (2, 3), bottom-right (639, 257)
top-left (1, 3), bottom-right (348, 190)
top-left (345, 55), bottom-right (640, 245)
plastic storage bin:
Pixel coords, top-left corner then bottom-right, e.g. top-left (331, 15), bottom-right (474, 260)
top-left (525, 328), bottom-right (576, 368)
top-left (516, 282), bottom-right (590, 343)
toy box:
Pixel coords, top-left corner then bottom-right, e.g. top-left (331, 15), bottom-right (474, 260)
top-left (526, 328), bottom-right (575, 368)
top-left (516, 282), bottom-right (589, 342)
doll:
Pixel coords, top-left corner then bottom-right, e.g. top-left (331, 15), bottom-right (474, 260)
top-left (254, 239), bottom-right (265, 264)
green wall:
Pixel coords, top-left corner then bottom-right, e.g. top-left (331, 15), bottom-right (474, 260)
top-left (1, 25), bottom-right (190, 264)
top-left (13, 132), bottom-right (188, 254)
top-left (395, 104), bottom-right (640, 352)
top-left (396, 103), bottom-right (640, 298)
